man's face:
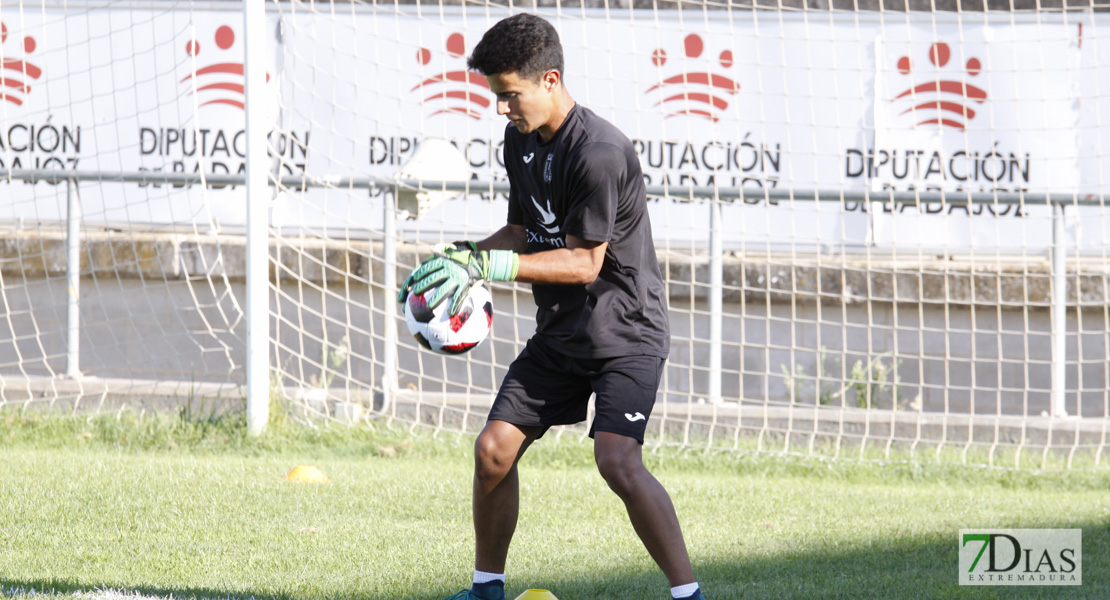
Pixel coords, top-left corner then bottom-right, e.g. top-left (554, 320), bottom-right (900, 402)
top-left (486, 70), bottom-right (554, 135)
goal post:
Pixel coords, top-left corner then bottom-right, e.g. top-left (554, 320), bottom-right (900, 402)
top-left (243, 0), bottom-right (271, 436)
top-left (0, 0), bottom-right (1108, 468)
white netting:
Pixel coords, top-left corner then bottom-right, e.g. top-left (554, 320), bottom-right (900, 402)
top-left (0, 2), bottom-right (246, 409)
top-left (1, 0), bottom-right (1108, 468)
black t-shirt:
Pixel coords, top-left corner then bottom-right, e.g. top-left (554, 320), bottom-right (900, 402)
top-left (504, 104), bottom-right (670, 359)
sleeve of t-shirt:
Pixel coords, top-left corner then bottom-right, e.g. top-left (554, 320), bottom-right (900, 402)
top-left (563, 142), bottom-right (623, 243)
top-left (504, 128), bottom-right (524, 226)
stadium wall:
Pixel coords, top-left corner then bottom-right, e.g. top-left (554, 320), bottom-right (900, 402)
top-left (3, 228), bottom-right (1108, 419)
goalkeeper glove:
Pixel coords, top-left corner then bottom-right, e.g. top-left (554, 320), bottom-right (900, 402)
top-left (398, 241), bottom-right (519, 315)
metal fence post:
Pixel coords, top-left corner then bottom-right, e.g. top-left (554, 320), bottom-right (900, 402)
top-left (708, 194), bottom-right (723, 403)
top-left (381, 188), bottom-right (399, 413)
top-left (65, 178), bottom-right (81, 377)
top-left (1051, 201), bottom-right (1067, 417)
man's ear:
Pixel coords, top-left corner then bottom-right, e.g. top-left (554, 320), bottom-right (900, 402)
top-left (542, 69), bottom-right (560, 91)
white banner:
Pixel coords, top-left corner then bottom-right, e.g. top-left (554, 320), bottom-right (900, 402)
top-left (0, 8), bottom-right (281, 228)
top-left (0, 8), bottom-right (1106, 251)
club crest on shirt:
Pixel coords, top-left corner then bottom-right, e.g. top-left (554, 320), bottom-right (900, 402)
top-left (543, 153), bottom-right (553, 183)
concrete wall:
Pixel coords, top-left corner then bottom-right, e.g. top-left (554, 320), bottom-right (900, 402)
top-left (3, 229), bottom-right (1107, 306)
top-left (1, 229), bottom-right (1108, 422)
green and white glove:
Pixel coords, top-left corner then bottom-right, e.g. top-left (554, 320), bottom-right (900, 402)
top-left (398, 241), bottom-right (519, 315)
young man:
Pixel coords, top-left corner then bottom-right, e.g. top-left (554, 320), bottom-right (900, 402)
top-left (398, 13), bottom-right (705, 600)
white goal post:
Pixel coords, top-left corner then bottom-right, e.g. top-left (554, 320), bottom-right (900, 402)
top-left (0, 0), bottom-right (1108, 469)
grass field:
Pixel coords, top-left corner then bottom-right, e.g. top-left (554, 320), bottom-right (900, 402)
top-left (0, 411), bottom-right (1107, 600)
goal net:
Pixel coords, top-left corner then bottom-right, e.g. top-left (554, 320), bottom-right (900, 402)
top-left (1, 0), bottom-right (1108, 468)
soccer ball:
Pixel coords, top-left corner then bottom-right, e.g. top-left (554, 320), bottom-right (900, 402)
top-left (404, 281), bottom-right (493, 355)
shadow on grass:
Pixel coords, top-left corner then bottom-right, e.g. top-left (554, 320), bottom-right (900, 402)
top-left (543, 523), bottom-right (1107, 600)
top-left (3, 519), bottom-right (1105, 600)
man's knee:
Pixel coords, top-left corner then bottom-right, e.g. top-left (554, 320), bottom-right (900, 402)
top-left (595, 441), bottom-right (644, 497)
top-left (475, 430), bottom-right (515, 481)
top-left (474, 422), bottom-right (537, 484)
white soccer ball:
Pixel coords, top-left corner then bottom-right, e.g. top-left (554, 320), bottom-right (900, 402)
top-left (404, 281), bottom-right (493, 355)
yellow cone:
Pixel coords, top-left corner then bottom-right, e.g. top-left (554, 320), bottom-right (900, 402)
top-left (284, 465), bottom-right (330, 483)
top-left (513, 591), bottom-right (558, 600)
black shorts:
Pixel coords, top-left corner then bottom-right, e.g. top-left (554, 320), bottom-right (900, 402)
top-left (488, 336), bottom-right (665, 444)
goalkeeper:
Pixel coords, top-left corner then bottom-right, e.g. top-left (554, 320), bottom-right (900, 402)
top-left (399, 13), bottom-right (705, 600)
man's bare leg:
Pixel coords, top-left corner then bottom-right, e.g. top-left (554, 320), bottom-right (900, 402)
top-left (594, 431), bottom-right (696, 587)
top-left (473, 420), bottom-right (544, 574)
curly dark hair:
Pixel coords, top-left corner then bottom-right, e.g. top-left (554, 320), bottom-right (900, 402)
top-left (467, 14), bottom-right (564, 81)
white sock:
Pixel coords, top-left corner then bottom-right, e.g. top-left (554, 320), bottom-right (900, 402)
top-left (473, 570), bottom-right (505, 585)
top-left (671, 582), bottom-right (700, 599)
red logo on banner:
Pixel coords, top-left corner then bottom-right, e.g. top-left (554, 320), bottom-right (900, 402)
top-left (0, 22), bottom-right (42, 106)
top-left (647, 34), bottom-right (740, 122)
top-left (413, 33), bottom-right (491, 120)
top-left (892, 42), bottom-right (987, 130)
top-left (181, 25), bottom-right (268, 110)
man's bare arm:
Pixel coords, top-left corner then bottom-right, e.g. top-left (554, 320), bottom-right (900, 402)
top-left (475, 226), bottom-right (606, 285)
top-left (475, 224), bottom-right (528, 254)
top-left (516, 235), bottom-right (607, 285)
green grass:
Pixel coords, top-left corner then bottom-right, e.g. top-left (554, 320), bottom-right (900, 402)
top-left (1, 411), bottom-right (1108, 600)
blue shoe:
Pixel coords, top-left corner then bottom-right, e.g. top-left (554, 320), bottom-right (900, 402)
top-left (442, 585), bottom-right (506, 600)
top-left (442, 592), bottom-right (483, 600)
